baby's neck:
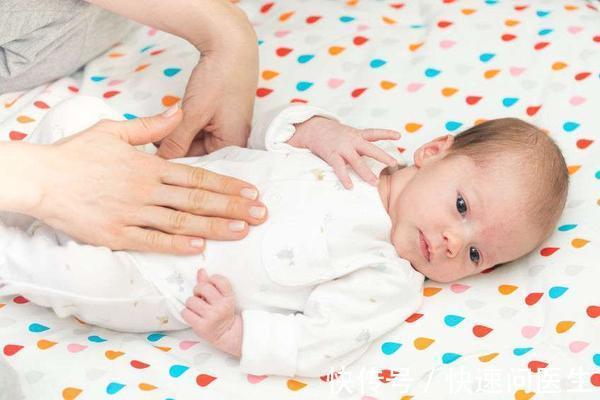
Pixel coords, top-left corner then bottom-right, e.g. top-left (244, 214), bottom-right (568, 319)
top-left (377, 164), bottom-right (415, 218)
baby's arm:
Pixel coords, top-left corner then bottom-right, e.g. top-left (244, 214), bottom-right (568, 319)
top-left (248, 105), bottom-right (400, 189)
top-left (181, 269), bottom-right (243, 357)
top-left (182, 260), bottom-right (424, 378)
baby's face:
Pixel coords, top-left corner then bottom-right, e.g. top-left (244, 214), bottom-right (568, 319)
top-left (380, 135), bottom-right (542, 283)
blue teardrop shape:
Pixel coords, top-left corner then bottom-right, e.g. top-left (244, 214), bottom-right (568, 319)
top-left (558, 224), bottom-right (577, 231)
top-left (163, 68), bottom-right (181, 77)
top-left (536, 10), bottom-right (550, 17)
top-left (370, 59), bottom-right (387, 68)
top-left (88, 335), bottom-right (106, 343)
top-left (381, 342), bottom-right (402, 355)
top-left (140, 45), bottom-right (155, 53)
top-left (538, 28), bottom-right (553, 36)
top-left (549, 286), bottom-right (568, 299)
top-left (123, 113), bottom-right (137, 120)
top-left (339, 16), bottom-right (355, 23)
top-left (485, 0), bottom-right (498, 4)
top-left (479, 53), bottom-right (495, 62)
top-left (425, 68), bottom-right (441, 78)
top-left (502, 97), bottom-right (519, 107)
top-left (442, 353), bottom-right (462, 364)
top-left (258, 40), bottom-right (264, 45)
top-left (444, 314), bottom-right (465, 327)
top-left (169, 364), bottom-right (190, 378)
top-left (28, 323), bottom-right (49, 333)
top-left (513, 347), bottom-right (533, 356)
top-left (297, 54), bottom-right (314, 64)
top-left (147, 333), bottom-right (165, 342)
top-left (296, 81), bottom-right (314, 91)
top-left (445, 121), bottom-right (463, 132)
top-left (106, 382), bottom-right (125, 395)
top-left (563, 121), bottom-right (580, 132)
top-left (91, 76), bottom-right (107, 82)
top-left (410, 24), bottom-right (425, 29)
top-left (593, 353), bottom-right (600, 367)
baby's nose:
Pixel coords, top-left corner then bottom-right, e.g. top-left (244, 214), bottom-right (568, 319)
top-left (443, 230), bottom-right (465, 258)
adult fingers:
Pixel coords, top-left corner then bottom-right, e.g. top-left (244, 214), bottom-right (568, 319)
top-left (122, 226), bottom-right (205, 254)
top-left (160, 163), bottom-right (259, 201)
top-left (134, 206), bottom-right (249, 241)
top-left (357, 142), bottom-right (399, 167)
top-left (344, 151), bottom-right (378, 186)
top-left (99, 106), bottom-right (183, 145)
top-left (156, 105), bottom-right (212, 159)
top-left (360, 128), bottom-right (401, 142)
top-left (150, 186), bottom-right (266, 227)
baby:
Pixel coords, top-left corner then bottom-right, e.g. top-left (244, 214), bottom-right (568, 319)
top-left (0, 96), bottom-right (568, 378)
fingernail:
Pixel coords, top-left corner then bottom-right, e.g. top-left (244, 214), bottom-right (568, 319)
top-left (190, 238), bottom-right (204, 248)
top-left (240, 187), bottom-right (258, 200)
top-left (249, 206), bottom-right (266, 219)
top-left (229, 220), bottom-right (246, 232)
top-left (162, 103), bottom-right (179, 118)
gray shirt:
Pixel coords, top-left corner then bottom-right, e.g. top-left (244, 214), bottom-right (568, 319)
top-left (0, 0), bottom-right (137, 94)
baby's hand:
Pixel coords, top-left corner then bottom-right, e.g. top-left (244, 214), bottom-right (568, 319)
top-left (288, 116), bottom-right (400, 189)
top-left (182, 269), bottom-right (243, 357)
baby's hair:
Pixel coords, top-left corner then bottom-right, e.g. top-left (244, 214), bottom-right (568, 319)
top-left (447, 117), bottom-right (569, 247)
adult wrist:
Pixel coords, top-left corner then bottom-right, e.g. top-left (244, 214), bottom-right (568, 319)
top-left (0, 141), bottom-right (50, 215)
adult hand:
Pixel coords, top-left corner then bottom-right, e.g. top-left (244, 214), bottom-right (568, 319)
top-left (27, 108), bottom-right (267, 254)
top-left (156, 13), bottom-right (259, 158)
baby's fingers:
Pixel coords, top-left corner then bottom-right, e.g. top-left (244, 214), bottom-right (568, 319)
top-left (360, 128), bottom-right (401, 142)
top-left (345, 151), bottom-right (378, 186)
top-left (358, 142), bottom-right (399, 168)
top-left (329, 154), bottom-right (354, 190)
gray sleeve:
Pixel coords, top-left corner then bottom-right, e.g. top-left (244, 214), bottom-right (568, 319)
top-left (0, 0), bottom-right (138, 94)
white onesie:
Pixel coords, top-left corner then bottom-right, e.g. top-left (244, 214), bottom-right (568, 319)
top-left (0, 96), bottom-right (425, 378)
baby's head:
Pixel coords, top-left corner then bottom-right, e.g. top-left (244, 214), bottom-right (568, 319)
top-left (382, 117), bottom-right (569, 282)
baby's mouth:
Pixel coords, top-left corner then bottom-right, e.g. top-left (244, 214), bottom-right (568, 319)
top-left (418, 229), bottom-right (431, 262)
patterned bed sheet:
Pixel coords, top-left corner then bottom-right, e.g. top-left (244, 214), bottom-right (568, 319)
top-left (0, 0), bottom-right (598, 399)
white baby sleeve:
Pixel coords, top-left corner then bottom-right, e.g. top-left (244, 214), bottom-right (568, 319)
top-left (247, 104), bottom-right (340, 153)
top-left (239, 261), bottom-right (424, 378)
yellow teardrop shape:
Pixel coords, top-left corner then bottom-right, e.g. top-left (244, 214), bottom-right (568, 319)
top-left (37, 339), bottom-right (57, 350)
top-left (328, 46), bottom-right (345, 56)
top-left (423, 287), bottom-right (442, 297)
top-left (484, 69), bottom-right (500, 79)
top-left (380, 80), bottom-right (397, 90)
top-left (441, 87), bottom-right (458, 97)
top-left (138, 383), bottom-right (157, 391)
top-left (414, 337), bottom-right (435, 350)
top-left (567, 165), bottom-right (580, 175)
top-left (552, 62), bottom-right (567, 70)
top-left (262, 70), bottom-right (279, 80)
top-left (287, 379), bottom-right (307, 391)
top-left (571, 238), bottom-right (589, 248)
top-left (556, 320), bottom-right (575, 333)
top-left (479, 352), bottom-right (499, 362)
top-left (498, 284), bottom-right (518, 295)
top-left (382, 16), bottom-right (397, 25)
top-left (409, 42), bottom-right (424, 52)
top-left (17, 115), bottom-right (35, 123)
top-left (62, 388), bottom-right (82, 400)
top-left (405, 123), bottom-right (422, 133)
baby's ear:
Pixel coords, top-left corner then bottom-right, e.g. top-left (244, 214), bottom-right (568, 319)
top-left (414, 135), bottom-right (454, 167)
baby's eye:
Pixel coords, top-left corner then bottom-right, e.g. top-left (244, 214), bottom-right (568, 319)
top-left (456, 194), bottom-right (468, 215)
top-left (469, 247), bottom-right (480, 264)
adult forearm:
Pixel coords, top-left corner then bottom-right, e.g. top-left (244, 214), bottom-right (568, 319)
top-left (86, 0), bottom-right (256, 52)
top-left (0, 141), bottom-right (47, 215)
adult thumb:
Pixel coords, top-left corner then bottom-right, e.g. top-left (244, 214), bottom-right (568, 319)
top-left (108, 105), bottom-right (183, 146)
